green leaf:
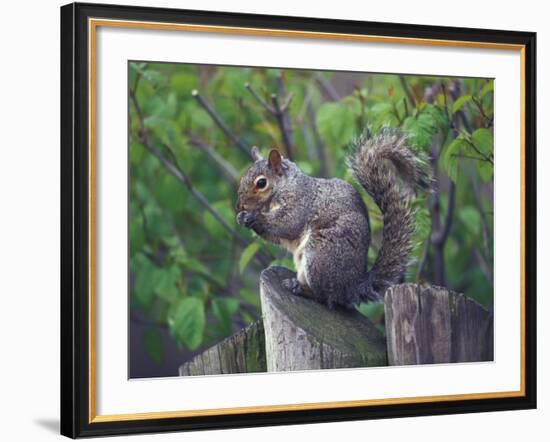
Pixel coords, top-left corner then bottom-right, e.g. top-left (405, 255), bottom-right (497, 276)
top-left (479, 81), bottom-right (494, 99)
top-left (452, 95), bottom-right (472, 114)
top-left (139, 69), bottom-right (167, 90)
top-left (153, 266), bottom-right (180, 302)
top-left (211, 297), bottom-right (240, 336)
top-left (132, 254), bottom-right (156, 310)
top-left (143, 327), bottom-right (163, 364)
top-left (296, 161), bottom-right (314, 175)
top-left (203, 200), bottom-right (234, 238)
top-left (411, 206), bottom-right (431, 253)
top-left (129, 218), bottom-right (145, 257)
top-left (170, 72), bottom-right (198, 96)
top-left (239, 242), bottom-right (262, 274)
top-left (458, 206), bottom-right (482, 237)
top-left (269, 257), bottom-right (295, 271)
top-left (369, 102), bottom-right (395, 132)
top-left (423, 104), bottom-right (448, 130)
top-left (239, 288), bottom-right (260, 308)
top-left (478, 160), bottom-right (493, 182)
top-left (441, 138), bottom-right (466, 182)
top-left (316, 100), bottom-right (360, 147)
top-left (357, 302), bottom-right (384, 322)
top-left (181, 257), bottom-right (224, 286)
top-left (165, 92), bottom-right (178, 118)
top-left (402, 105), bottom-right (447, 150)
top-left (471, 128), bottom-right (493, 156)
top-left (168, 297), bottom-right (205, 350)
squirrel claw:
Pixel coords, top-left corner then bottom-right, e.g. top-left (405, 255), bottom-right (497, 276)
top-left (282, 278), bottom-right (304, 296)
top-left (236, 211), bottom-right (251, 226)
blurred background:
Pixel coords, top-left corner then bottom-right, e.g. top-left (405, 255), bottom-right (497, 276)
top-left (128, 62), bottom-right (494, 378)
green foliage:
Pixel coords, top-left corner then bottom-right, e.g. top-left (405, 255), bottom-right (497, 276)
top-left (129, 62), bottom-right (494, 367)
top-left (402, 104), bottom-right (448, 150)
top-left (211, 298), bottom-right (240, 337)
top-left (239, 242), bottom-right (262, 274)
top-left (168, 297), bottom-right (205, 351)
top-left (452, 95), bottom-right (472, 114)
top-left (316, 97), bottom-right (361, 148)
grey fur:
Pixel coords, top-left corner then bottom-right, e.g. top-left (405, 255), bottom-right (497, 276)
top-left (236, 130), bottom-right (430, 308)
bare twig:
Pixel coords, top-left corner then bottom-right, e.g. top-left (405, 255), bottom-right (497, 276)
top-left (306, 101), bottom-right (330, 177)
top-left (271, 93), bottom-right (294, 159)
top-left (186, 135), bottom-right (239, 185)
top-left (448, 82), bottom-right (473, 134)
top-left (399, 75), bottom-right (416, 110)
top-left (244, 77), bottom-right (295, 159)
top-left (244, 83), bottom-right (275, 113)
top-left (426, 138), bottom-right (456, 286)
top-left (403, 97), bottom-right (410, 118)
top-left (472, 96), bottom-right (493, 127)
top-left (451, 153), bottom-right (490, 162)
top-left (130, 90), bottom-right (270, 267)
top-left (457, 109), bottom-right (473, 133)
top-left (415, 238), bottom-right (431, 282)
top-left (191, 90), bottom-right (250, 157)
top-left (280, 92), bottom-right (294, 113)
top-left (431, 181), bottom-right (456, 246)
top-left (316, 74), bottom-right (340, 101)
top-left (464, 138), bottom-right (494, 165)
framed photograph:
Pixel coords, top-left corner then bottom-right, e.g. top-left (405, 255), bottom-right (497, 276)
top-left (60, 2), bottom-right (536, 438)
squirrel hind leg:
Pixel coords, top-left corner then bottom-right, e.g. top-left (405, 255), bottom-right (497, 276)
top-left (355, 273), bottom-right (383, 303)
top-left (281, 277), bottom-right (305, 295)
top-left (281, 277), bottom-right (327, 303)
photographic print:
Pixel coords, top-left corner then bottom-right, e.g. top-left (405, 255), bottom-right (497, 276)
top-left (128, 62), bottom-right (494, 379)
top-left (61, 3), bottom-right (535, 436)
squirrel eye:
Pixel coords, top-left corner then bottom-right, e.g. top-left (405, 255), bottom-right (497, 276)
top-left (255, 177), bottom-right (267, 189)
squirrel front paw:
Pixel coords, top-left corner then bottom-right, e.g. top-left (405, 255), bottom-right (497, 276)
top-left (236, 211), bottom-right (255, 227)
top-left (282, 278), bottom-right (305, 296)
top-left (236, 211), bottom-right (264, 234)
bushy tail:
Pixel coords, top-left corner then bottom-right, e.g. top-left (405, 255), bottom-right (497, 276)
top-left (347, 128), bottom-right (431, 300)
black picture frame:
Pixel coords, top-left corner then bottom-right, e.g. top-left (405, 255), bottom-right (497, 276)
top-left (61, 2), bottom-right (537, 438)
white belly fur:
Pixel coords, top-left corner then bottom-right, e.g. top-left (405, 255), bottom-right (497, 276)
top-left (280, 229), bottom-right (311, 287)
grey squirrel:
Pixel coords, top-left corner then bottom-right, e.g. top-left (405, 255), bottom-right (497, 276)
top-left (236, 129), bottom-right (431, 308)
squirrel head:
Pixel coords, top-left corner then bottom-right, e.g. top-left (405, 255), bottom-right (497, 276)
top-left (236, 147), bottom-right (288, 213)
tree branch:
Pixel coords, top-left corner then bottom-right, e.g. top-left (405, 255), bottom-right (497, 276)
top-left (451, 153), bottom-right (491, 162)
top-left (448, 82), bottom-right (473, 134)
top-left (464, 138), bottom-right (494, 165)
top-left (130, 89), bottom-right (270, 267)
top-left (244, 76), bottom-right (295, 160)
top-left (271, 92), bottom-right (294, 159)
top-left (431, 180), bottom-right (456, 246)
top-left (425, 138), bottom-right (456, 286)
top-left (316, 73), bottom-right (340, 101)
top-left (472, 96), bottom-right (493, 127)
top-left (244, 82), bottom-right (275, 113)
top-left (186, 134), bottom-right (239, 185)
top-left (399, 75), bottom-right (416, 110)
top-left (191, 90), bottom-right (251, 157)
top-left (306, 101), bottom-right (330, 177)
top-left (415, 237), bottom-right (431, 282)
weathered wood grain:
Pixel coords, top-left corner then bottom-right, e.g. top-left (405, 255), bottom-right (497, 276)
top-left (179, 321), bottom-right (266, 376)
top-left (179, 270), bottom-right (492, 375)
top-left (384, 284), bottom-right (493, 365)
top-left (260, 266), bottom-right (387, 372)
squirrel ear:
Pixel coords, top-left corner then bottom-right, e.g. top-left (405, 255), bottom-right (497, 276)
top-left (250, 146), bottom-right (263, 162)
top-left (268, 149), bottom-right (283, 175)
